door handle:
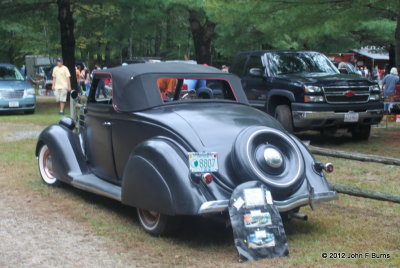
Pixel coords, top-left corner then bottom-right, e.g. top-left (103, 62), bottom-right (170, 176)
top-left (102, 121), bottom-right (112, 126)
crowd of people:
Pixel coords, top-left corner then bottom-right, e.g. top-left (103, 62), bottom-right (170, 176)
top-left (44, 57), bottom-right (400, 114)
top-left (355, 65), bottom-right (385, 81)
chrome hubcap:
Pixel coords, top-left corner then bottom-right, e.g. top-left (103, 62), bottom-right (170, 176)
top-left (263, 147), bottom-right (283, 168)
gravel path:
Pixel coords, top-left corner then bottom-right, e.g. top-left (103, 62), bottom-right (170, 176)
top-left (0, 189), bottom-right (137, 268)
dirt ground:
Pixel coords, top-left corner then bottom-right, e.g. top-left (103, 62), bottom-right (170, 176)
top-left (0, 188), bottom-right (138, 268)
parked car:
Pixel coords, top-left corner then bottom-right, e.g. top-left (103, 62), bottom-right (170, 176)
top-left (42, 65), bottom-right (54, 94)
top-left (36, 63), bottom-right (337, 236)
top-left (333, 61), bottom-right (360, 76)
top-left (0, 63), bottom-right (36, 114)
top-left (230, 51), bottom-right (384, 139)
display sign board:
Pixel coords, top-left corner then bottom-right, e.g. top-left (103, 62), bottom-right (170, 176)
top-left (229, 181), bottom-right (289, 261)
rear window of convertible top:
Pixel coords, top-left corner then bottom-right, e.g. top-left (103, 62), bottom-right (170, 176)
top-left (157, 78), bottom-right (237, 102)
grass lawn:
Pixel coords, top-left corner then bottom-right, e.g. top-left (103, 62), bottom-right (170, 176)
top-left (1, 99), bottom-right (399, 267)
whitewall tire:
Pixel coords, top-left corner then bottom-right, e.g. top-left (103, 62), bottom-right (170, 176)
top-left (137, 208), bottom-right (181, 236)
top-left (38, 145), bottom-right (59, 186)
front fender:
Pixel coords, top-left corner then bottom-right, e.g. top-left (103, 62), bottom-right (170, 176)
top-left (267, 89), bottom-right (296, 103)
top-left (121, 137), bottom-right (207, 215)
top-left (36, 124), bottom-right (87, 182)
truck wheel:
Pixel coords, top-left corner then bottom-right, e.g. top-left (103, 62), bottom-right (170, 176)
top-left (38, 144), bottom-right (60, 186)
top-left (351, 125), bottom-right (371, 140)
top-left (274, 105), bottom-right (294, 133)
top-left (137, 208), bottom-right (181, 236)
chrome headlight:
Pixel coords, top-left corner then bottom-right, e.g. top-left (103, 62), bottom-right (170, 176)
top-left (304, 95), bottom-right (324, 102)
top-left (24, 88), bottom-right (36, 97)
top-left (370, 85), bottom-right (380, 92)
top-left (304, 85), bottom-right (322, 93)
top-left (369, 94), bottom-right (380, 101)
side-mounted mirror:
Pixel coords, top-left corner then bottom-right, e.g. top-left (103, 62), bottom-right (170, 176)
top-left (70, 89), bottom-right (79, 99)
top-left (249, 68), bottom-right (263, 77)
top-left (338, 68), bottom-right (349, 74)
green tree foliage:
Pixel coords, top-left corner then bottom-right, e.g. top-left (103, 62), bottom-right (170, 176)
top-left (209, 0), bottom-right (398, 62)
top-left (0, 0), bottom-right (398, 68)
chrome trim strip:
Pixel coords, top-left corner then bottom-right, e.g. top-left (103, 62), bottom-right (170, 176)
top-left (293, 109), bottom-right (383, 120)
top-left (323, 85), bottom-right (370, 88)
top-left (198, 191), bottom-right (338, 214)
top-left (198, 200), bottom-right (229, 214)
top-left (323, 86), bottom-right (371, 104)
top-left (71, 181), bottom-right (122, 202)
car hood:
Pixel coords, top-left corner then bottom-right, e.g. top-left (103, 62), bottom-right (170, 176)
top-left (138, 102), bottom-right (285, 149)
top-left (277, 72), bottom-right (372, 87)
top-left (0, 80), bottom-right (32, 90)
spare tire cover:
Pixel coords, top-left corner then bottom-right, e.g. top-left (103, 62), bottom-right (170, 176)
top-left (231, 126), bottom-right (305, 195)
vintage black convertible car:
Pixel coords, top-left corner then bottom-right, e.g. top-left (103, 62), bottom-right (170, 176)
top-left (36, 63), bottom-right (337, 235)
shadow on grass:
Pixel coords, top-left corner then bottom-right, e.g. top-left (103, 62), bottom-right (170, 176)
top-left (56, 182), bottom-right (321, 249)
top-left (295, 131), bottom-right (363, 147)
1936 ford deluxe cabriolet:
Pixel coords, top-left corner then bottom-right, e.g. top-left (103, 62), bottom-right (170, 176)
top-left (36, 63), bottom-right (337, 235)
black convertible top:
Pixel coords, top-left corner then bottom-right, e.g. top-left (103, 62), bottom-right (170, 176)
top-left (93, 63), bottom-right (248, 112)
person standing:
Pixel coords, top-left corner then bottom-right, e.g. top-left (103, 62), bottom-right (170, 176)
top-left (75, 65), bottom-right (81, 94)
top-left (356, 67), bottom-right (362, 76)
top-left (20, 65), bottom-right (26, 76)
top-left (52, 58), bottom-right (71, 115)
top-left (380, 67), bottom-right (399, 99)
top-left (79, 66), bottom-right (86, 93)
top-left (372, 66), bottom-right (379, 81)
top-left (84, 67), bottom-right (92, 96)
top-left (364, 66), bottom-right (369, 78)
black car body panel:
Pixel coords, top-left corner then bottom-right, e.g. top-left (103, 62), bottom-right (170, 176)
top-left (36, 63), bottom-right (336, 218)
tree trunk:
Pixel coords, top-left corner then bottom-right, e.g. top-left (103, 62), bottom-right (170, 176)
top-left (96, 52), bottom-right (102, 65)
top-left (57, 0), bottom-right (77, 91)
top-left (308, 145), bottom-right (400, 166)
top-left (8, 44), bottom-right (14, 64)
top-left (165, 16), bottom-right (172, 51)
top-left (330, 183), bottom-right (400, 204)
top-left (154, 29), bottom-right (161, 57)
top-left (105, 41), bottom-right (111, 66)
top-left (128, 36), bottom-right (133, 59)
top-left (395, 15), bottom-right (400, 70)
top-left (188, 9), bottom-right (216, 65)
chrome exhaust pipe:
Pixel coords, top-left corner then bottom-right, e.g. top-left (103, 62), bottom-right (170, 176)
top-left (291, 212), bottom-right (308, 221)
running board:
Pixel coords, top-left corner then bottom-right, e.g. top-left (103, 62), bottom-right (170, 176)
top-left (71, 174), bottom-right (121, 201)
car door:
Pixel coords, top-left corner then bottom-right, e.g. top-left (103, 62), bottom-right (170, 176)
top-left (241, 55), bottom-right (269, 108)
top-left (84, 75), bottom-right (118, 183)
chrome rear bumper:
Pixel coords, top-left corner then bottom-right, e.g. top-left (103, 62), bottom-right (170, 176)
top-left (198, 191), bottom-right (338, 214)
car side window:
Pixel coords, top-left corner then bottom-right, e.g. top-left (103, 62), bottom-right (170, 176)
top-left (157, 78), bottom-right (237, 102)
top-left (245, 56), bottom-right (264, 76)
top-left (88, 75), bottom-right (113, 104)
top-left (94, 77), bottom-right (112, 103)
top-left (230, 54), bottom-right (248, 77)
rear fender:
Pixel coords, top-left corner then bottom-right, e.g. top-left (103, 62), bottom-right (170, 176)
top-left (36, 124), bottom-right (87, 182)
top-left (121, 137), bottom-right (207, 215)
top-left (290, 135), bottom-right (332, 193)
